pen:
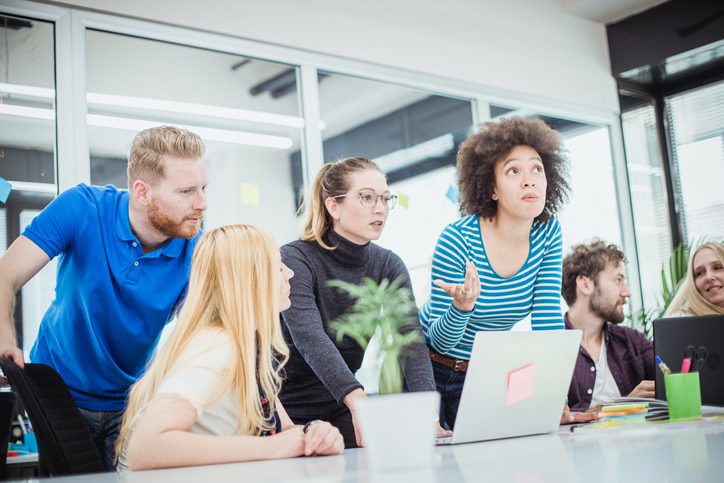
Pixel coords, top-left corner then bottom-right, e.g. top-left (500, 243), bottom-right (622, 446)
top-left (16, 415), bottom-right (26, 435)
top-left (655, 356), bottom-right (672, 376)
top-left (680, 358), bottom-right (691, 374)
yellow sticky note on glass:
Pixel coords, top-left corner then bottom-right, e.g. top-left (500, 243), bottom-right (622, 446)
top-left (240, 183), bottom-right (260, 207)
top-left (506, 363), bottom-right (536, 406)
top-left (397, 192), bottom-right (410, 209)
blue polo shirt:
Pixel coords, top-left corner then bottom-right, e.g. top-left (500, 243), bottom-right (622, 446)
top-left (23, 184), bottom-right (200, 411)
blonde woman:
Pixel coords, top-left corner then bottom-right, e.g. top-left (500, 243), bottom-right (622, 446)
top-left (0, 126), bottom-right (207, 469)
top-left (666, 242), bottom-right (724, 317)
top-left (116, 225), bottom-right (343, 471)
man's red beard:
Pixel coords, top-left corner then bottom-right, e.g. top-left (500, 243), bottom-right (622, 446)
top-left (148, 200), bottom-right (202, 239)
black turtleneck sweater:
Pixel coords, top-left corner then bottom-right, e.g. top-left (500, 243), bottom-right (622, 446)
top-left (279, 229), bottom-right (436, 409)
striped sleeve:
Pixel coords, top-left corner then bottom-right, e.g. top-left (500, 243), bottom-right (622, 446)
top-left (530, 219), bottom-right (565, 330)
top-left (420, 223), bottom-right (473, 353)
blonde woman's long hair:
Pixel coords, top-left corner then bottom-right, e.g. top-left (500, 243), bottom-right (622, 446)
top-left (300, 156), bottom-right (381, 250)
top-left (115, 224), bottom-right (289, 458)
top-left (665, 242), bottom-right (724, 317)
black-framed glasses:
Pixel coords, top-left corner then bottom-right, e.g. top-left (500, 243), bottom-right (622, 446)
top-left (333, 189), bottom-right (398, 210)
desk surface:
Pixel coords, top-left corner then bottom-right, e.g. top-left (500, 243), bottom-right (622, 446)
top-left (36, 419), bottom-right (724, 483)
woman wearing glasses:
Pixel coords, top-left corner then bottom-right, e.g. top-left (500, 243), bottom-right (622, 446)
top-left (278, 156), bottom-right (441, 448)
top-left (420, 117), bottom-right (593, 429)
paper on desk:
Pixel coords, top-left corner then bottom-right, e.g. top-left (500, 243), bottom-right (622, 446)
top-left (0, 176), bottom-right (12, 204)
top-left (506, 362), bottom-right (536, 406)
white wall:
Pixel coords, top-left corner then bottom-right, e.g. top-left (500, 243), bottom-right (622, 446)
top-left (47, 0), bottom-right (619, 114)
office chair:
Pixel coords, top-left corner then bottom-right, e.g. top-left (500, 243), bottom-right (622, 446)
top-left (0, 358), bottom-right (104, 476)
top-left (0, 391), bottom-right (16, 480)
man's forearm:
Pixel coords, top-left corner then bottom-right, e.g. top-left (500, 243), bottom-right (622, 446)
top-left (0, 279), bottom-right (18, 345)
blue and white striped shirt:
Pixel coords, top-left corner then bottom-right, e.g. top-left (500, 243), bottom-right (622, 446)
top-left (420, 215), bottom-right (564, 359)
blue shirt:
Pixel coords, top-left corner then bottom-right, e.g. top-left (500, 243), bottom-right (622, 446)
top-left (24, 184), bottom-right (200, 411)
top-left (420, 215), bottom-right (564, 359)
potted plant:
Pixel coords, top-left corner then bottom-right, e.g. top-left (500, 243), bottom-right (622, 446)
top-left (329, 277), bottom-right (439, 471)
top-left (629, 242), bottom-right (689, 340)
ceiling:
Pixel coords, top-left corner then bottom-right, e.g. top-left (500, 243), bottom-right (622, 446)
top-left (557, 0), bottom-right (670, 24)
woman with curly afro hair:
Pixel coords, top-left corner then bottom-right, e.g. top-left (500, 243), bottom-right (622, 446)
top-left (419, 116), bottom-right (589, 429)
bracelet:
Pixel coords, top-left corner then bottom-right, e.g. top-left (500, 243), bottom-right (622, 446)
top-left (303, 419), bottom-right (323, 434)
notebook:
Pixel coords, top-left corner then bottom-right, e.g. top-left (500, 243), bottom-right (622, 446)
top-left (437, 330), bottom-right (581, 445)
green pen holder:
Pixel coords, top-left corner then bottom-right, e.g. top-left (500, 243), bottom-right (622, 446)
top-left (665, 372), bottom-right (702, 421)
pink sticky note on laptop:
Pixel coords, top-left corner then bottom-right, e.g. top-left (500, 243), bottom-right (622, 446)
top-left (506, 362), bottom-right (537, 406)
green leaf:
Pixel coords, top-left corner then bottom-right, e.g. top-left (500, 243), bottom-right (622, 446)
top-left (327, 276), bottom-right (420, 394)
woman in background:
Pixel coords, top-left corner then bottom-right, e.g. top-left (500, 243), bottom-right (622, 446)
top-left (666, 242), bottom-right (724, 317)
top-left (116, 225), bottom-right (343, 471)
top-left (279, 156), bottom-right (444, 449)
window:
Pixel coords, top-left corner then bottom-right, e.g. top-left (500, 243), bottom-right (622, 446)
top-left (316, 72), bottom-right (473, 304)
top-left (666, 81), bottom-right (724, 241)
top-left (0, 13), bottom-right (57, 357)
top-left (316, 73), bottom-right (474, 391)
top-left (622, 105), bottom-right (673, 308)
top-left (85, 30), bottom-right (303, 245)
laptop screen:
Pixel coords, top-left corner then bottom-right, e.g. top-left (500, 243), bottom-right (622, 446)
top-left (653, 314), bottom-right (724, 406)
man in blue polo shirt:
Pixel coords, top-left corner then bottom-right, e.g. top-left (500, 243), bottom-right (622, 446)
top-left (0, 126), bottom-right (208, 469)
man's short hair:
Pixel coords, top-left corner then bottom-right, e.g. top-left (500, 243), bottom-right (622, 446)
top-left (562, 240), bottom-right (627, 306)
top-left (127, 126), bottom-right (205, 188)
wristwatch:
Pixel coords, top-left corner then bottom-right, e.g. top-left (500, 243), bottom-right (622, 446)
top-left (303, 419), bottom-right (323, 434)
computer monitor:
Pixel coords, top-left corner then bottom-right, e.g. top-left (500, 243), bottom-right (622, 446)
top-left (653, 314), bottom-right (724, 406)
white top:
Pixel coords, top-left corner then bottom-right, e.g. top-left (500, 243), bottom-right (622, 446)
top-left (117, 328), bottom-right (242, 470)
top-left (589, 339), bottom-right (621, 408)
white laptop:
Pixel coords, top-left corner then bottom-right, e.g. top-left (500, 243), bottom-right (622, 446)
top-left (437, 329), bottom-right (582, 445)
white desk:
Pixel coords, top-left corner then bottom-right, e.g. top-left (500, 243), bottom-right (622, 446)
top-left (25, 419), bottom-right (724, 483)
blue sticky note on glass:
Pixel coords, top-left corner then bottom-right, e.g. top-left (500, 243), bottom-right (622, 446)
top-left (0, 176), bottom-right (12, 204)
top-left (445, 185), bottom-right (459, 204)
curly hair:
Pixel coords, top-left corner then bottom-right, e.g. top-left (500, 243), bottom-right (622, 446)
top-left (561, 240), bottom-right (627, 306)
top-left (456, 116), bottom-right (570, 222)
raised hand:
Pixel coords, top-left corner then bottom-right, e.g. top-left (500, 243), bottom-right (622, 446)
top-left (433, 261), bottom-right (480, 313)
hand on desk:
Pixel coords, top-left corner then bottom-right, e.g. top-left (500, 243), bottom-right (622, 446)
top-left (343, 388), bottom-right (367, 447)
top-left (272, 423), bottom-right (344, 458)
top-left (560, 404), bottom-right (600, 425)
top-left (303, 421), bottom-right (344, 456)
top-left (627, 380), bottom-right (655, 399)
top-left (436, 423), bottom-right (452, 437)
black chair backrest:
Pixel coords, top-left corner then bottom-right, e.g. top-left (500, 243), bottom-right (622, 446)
top-left (0, 391), bottom-right (16, 480)
top-left (0, 359), bottom-right (104, 476)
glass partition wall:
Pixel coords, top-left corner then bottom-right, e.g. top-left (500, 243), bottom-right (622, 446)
top-left (1, 3), bottom-right (636, 371)
top-left (85, 30), bottom-right (304, 245)
top-left (666, 81), bottom-right (724, 241)
top-left (0, 13), bottom-right (57, 356)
